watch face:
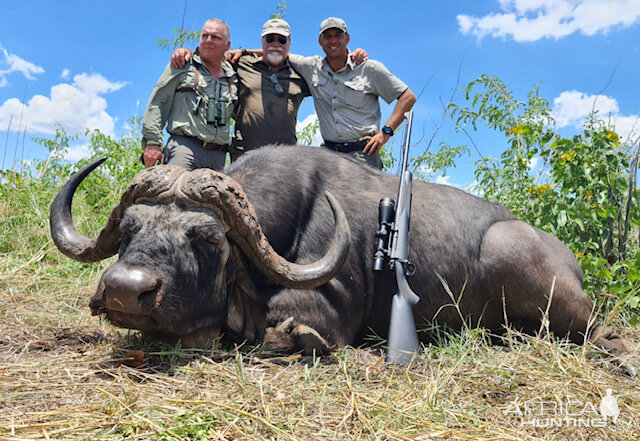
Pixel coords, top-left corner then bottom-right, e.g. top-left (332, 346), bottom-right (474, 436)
top-left (382, 126), bottom-right (393, 135)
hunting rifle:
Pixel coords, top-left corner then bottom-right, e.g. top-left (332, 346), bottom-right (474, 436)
top-left (373, 110), bottom-right (421, 365)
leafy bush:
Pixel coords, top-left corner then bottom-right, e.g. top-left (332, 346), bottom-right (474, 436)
top-left (447, 75), bottom-right (640, 320)
top-left (0, 120), bottom-right (143, 277)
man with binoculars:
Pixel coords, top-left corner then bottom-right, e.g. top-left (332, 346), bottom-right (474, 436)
top-left (141, 19), bottom-right (237, 170)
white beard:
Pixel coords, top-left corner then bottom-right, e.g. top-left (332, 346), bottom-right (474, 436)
top-left (266, 52), bottom-right (284, 65)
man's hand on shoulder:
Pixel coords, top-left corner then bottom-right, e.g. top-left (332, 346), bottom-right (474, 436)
top-left (225, 49), bottom-right (244, 64)
top-left (171, 48), bottom-right (193, 68)
top-left (350, 48), bottom-right (369, 65)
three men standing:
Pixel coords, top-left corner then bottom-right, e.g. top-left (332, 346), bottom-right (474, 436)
top-left (142, 17), bottom-right (415, 171)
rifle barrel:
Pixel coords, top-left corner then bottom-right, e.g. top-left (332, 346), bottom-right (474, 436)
top-left (399, 110), bottom-right (414, 176)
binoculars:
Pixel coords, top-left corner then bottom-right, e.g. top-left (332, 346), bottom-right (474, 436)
top-left (206, 96), bottom-right (230, 127)
top-left (373, 197), bottom-right (395, 272)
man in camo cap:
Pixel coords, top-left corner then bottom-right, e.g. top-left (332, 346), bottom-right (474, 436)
top-left (287, 17), bottom-right (416, 170)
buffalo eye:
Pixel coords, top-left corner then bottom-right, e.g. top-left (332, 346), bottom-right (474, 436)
top-left (187, 224), bottom-right (224, 246)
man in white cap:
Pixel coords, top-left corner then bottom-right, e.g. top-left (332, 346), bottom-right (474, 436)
top-left (170, 19), bottom-right (368, 162)
top-left (288, 17), bottom-right (416, 170)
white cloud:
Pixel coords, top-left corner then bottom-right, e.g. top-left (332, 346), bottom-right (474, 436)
top-left (458, 0), bottom-right (640, 42)
top-left (73, 72), bottom-right (127, 95)
top-left (62, 143), bottom-right (91, 161)
top-left (435, 174), bottom-right (476, 192)
top-left (434, 175), bottom-right (452, 185)
top-left (0, 45), bottom-right (45, 86)
top-left (416, 166), bottom-right (472, 190)
top-left (551, 90), bottom-right (640, 141)
top-left (61, 68), bottom-right (70, 79)
top-left (0, 73), bottom-right (128, 136)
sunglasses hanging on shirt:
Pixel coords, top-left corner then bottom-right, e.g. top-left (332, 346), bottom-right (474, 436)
top-left (268, 73), bottom-right (284, 94)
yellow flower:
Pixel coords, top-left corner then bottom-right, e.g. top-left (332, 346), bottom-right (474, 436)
top-left (508, 125), bottom-right (523, 137)
top-left (558, 150), bottom-right (577, 165)
top-left (604, 130), bottom-right (620, 146)
top-left (527, 184), bottom-right (552, 201)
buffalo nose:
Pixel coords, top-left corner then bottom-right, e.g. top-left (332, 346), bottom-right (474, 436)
top-left (101, 265), bottom-right (160, 315)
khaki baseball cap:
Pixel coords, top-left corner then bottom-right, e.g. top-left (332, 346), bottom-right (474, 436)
top-left (261, 19), bottom-right (291, 38)
top-left (319, 17), bottom-right (348, 36)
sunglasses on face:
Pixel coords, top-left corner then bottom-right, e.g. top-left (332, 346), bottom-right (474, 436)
top-left (265, 34), bottom-right (288, 45)
top-left (268, 73), bottom-right (284, 94)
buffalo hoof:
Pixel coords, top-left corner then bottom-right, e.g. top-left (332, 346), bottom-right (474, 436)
top-left (292, 324), bottom-right (330, 355)
top-left (615, 355), bottom-right (639, 378)
top-left (264, 317), bottom-right (330, 355)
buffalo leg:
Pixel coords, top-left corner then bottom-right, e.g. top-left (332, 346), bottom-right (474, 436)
top-left (480, 220), bottom-right (637, 375)
top-left (263, 286), bottom-right (355, 352)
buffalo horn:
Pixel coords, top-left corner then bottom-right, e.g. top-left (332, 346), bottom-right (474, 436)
top-left (180, 170), bottom-right (351, 290)
top-left (50, 158), bottom-right (125, 262)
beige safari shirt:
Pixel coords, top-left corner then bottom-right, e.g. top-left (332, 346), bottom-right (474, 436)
top-left (288, 54), bottom-right (407, 142)
top-left (142, 51), bottom-right (238, 147)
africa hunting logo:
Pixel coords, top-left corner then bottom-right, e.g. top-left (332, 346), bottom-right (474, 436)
top-left (503, 388), bottom-right (625, 428)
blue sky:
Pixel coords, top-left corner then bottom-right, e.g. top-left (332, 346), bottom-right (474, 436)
top-left (1, 0), bottom-right (639, 187)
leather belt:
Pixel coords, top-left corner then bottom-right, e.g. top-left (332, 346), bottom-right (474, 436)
top-left (186, 135), bottom-right (228, 152)
top-left (323, 140), bottom-right (367, 153)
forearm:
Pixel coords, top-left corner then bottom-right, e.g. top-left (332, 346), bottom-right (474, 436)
top-left (383, 89), bottom-right (416, 131)
top-left (141, 108), bottom-right (165, 147)
top-left (141, 64), bottom-right (181, 146)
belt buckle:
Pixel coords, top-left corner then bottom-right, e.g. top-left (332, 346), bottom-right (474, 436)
top-left (202, 140), bottom-right (215, 150)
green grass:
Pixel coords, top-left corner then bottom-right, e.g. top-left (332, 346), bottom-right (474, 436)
top-left (1, 126), bottom-right (639, 440)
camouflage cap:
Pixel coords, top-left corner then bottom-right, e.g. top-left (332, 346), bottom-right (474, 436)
top-left (261, 19), bottom-right (291, 38)
top-left (319, 17), bottom-right (348, 36)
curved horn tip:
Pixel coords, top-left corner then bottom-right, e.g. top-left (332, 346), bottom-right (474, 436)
top-left (49, 157), bottom-right (113, 262)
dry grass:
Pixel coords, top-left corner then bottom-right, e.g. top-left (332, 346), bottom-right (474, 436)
top-left (1, 257), bottom-right (639, 440)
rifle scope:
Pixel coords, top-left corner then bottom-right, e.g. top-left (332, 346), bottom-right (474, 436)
top-left (373, 197), bottom-right (395, 272)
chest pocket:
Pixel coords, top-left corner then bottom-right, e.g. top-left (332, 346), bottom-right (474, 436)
top-left (311, 74), bottom-right (333, 104)
top-left (343, 77), bottom-right (368, 109)
top-left (194, 68), bottom-right (238, 125)
top-left (311, 73), bottom-right (328, 88)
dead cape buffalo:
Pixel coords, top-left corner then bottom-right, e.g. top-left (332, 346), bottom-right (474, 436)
top-left (50, 146), bottom-right (635, 374)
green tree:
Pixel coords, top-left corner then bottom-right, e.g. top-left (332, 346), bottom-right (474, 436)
top-left (447, 75), bottom-right (640, 318)
top-left (270, 1), bottom-right (287, 19)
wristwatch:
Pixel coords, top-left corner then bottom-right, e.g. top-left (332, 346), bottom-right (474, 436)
top-left (381, 125), bottom-right (394, 136)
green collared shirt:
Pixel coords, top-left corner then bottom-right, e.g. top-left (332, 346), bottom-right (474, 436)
top-left (142, 51), bottom-right (238, 147)
top-left (288, 54), bottom-right (407, 143)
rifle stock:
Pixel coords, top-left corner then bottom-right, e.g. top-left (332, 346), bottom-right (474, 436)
top-left (387, 257), bottom-right (421, 364)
